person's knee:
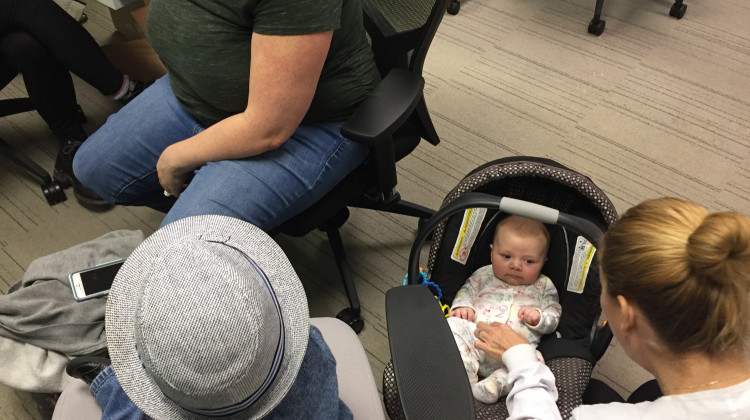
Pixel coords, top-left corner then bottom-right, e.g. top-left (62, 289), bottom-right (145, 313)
top-left (72, 139), bottom-right (112, 200)
top-left (0, 32), bottom-right (52, 69)
top-left (72, 142), bottom-right (91, 183)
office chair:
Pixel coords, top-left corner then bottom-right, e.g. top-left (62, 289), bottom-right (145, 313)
top-left (275, 0), bottom-right (449, 333)
top-left (0, 98), bottom-right (67, 205)
top-left (52, 317), bottom-right (386, 420)
top-left (588, 0), bottom-right (687, 35)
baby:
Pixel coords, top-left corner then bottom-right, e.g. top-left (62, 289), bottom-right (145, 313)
top-left (447, 215), bottom-right (561, 404)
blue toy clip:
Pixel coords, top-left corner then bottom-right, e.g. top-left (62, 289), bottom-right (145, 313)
top-left (403, 267), bottom-right (449, 317)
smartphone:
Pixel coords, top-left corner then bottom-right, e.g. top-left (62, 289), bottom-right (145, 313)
top-left (69, 259), bottom-right (126, 301)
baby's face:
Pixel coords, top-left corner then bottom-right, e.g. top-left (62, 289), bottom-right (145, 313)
top-left (490, 229), bottom-right (547, 286)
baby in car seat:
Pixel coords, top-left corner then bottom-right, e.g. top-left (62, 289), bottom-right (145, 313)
top-left (447, 215), bottom-right (562, 403)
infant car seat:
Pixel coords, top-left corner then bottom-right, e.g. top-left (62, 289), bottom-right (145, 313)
top-left (384, 156), bottom-right (618, 419)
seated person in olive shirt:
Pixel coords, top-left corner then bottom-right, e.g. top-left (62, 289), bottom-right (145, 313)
top-left (73, 0), bottom-right (380, 230)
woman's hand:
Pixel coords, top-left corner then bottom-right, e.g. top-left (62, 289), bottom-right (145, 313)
top-left (156, 144), bottom-right (195, 197)
top-left (474, 321), bottom-right (530, 360)
top-left (450, 306), bottom-right (476, 321)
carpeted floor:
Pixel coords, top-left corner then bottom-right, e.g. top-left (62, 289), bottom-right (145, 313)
top-left (1, 0), bottom-right (748, 418)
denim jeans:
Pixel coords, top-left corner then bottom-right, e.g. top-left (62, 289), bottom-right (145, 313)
top-left (90, 326), bottom-right (352, 420)
top-left (73, 74), bottom-right (369, 230)
top-left (90, 365), bottom-right (146, 420)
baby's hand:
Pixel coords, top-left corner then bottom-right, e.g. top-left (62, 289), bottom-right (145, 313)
top-left (518, 307), bottom-right (541, 326)
top-left (450, 306), bottom-right (476, 321)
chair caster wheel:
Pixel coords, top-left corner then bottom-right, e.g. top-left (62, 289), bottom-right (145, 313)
top-left (447, 0), bottom-right (460, 15)
top-left (337, 308), bottom-right (364, 334)
top-left (588, 18), bottom-right (605, 36)
top-left (42, 181), bottom-right (67, 205)
top-left (669, 2), bottom-right (686, 18)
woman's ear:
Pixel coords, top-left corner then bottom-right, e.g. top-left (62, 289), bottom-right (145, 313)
top-left (616, 295), bottom-right (637, 332)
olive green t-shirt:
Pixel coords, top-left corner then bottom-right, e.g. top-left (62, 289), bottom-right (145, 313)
top-left (146, 0), bottom-right (380, 126)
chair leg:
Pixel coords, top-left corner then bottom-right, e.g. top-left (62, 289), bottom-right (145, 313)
top-left (317, 202), bottom-right (435, 334)
top-left (0, 137), bottom-right (66, 205)
top-left (415, 97), bottom-right (440, 146)
top-left (588, 0), bottom-right (606, 36)
top-left (386, 200), bottom-right (435, 220)
top-left (325, 227), bottom-right (365, 334)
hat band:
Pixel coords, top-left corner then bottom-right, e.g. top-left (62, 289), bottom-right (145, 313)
top-left (172, 246), bottom-right (286, 417)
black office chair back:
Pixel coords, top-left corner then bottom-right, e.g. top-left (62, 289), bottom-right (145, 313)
top-left (279, 0), bottom-right (447, 236)
top-left (276, 0), bottom-right (449, 333)
top-left (364, 0), bottom-right (445, 76)
top-left (362, 0), bottom-right (447, 146)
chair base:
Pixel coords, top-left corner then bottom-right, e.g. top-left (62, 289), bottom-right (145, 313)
top-left (42, 181), bottom-right (67, 205)
top-left (0, 137), bottom-right (67, 205)
top-left (669, 1), bottom-right (687, 19)
top-left (336, 307), bottom-right (364, 334)
top-left (588, 18), bottom-right (605, 36)
top-left (589, 0), bottom-right (686, 36)
top-left (319, 201), bottom-right (434, 334)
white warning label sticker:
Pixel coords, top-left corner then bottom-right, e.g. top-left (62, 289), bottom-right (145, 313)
top-left (567, 236), bottom-right (596, 294)
top-left (451, 208), bottom-right (487, 265)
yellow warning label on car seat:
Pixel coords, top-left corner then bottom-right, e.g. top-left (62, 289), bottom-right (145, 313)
top-left (451, 208), bottom-right (487, 265)
top-left (567, 236), bottom-right (595, 294)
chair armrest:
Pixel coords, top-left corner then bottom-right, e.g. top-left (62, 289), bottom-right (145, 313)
top-left (386, 285), bottom-right (475, 419)
top-left (341, 68), bottom-right (424, 146)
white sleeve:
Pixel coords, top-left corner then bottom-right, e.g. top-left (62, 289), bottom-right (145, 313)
top-left (528, 277), bottom-right (562, 334)
top-left (503, 344), bottom-right (562, 420)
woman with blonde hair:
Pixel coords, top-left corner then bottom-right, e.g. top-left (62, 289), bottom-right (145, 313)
top-left (473, 197), bottom-right (750, 419)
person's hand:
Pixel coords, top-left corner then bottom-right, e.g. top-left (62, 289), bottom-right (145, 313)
top-left (450, 306), bottom-right (476, 321)
top-left (518, 307), bottom-right (541, 326)
top-left (156, 145), bottom-right (194, 197)
top-left (474, 321), bottom-right (530, 360)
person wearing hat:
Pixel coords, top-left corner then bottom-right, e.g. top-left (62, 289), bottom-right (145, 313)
top-left (71, 214), bottom-right (352, 419)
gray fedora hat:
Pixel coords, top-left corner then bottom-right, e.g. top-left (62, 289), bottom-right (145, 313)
top-left (106, 215), bottom-right (309, 419)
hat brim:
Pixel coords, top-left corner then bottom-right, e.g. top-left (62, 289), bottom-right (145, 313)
top-left (106, 215), bottom-right (309, 420)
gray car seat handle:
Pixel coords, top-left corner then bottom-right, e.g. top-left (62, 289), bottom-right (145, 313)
top-left (408, 192), bottom-right (603, 283)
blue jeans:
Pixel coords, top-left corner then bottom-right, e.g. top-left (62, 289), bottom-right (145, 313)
top-left (90, 326), bottom-right (352, 420)
top-left (73, 74), bottom-right (369, 230)
top-left (90, 366), bottom-right (146, 420)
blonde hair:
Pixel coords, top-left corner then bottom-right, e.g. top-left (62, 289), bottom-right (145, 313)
top-left (599, 197), bottom-right (750, 356)
top-left (495, 215), bottom-right (550, 255)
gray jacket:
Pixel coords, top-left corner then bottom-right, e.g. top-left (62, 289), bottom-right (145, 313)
top-left (0, 230), bottom-right (144, 356)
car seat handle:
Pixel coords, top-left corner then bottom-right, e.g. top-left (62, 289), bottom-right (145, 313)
top-left (408, 192), bottom-right (604, 283)
top-left (499, 197), bottom-right (559, 224)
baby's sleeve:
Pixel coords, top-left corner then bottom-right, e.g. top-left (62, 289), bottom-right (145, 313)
top-left (529, 277), bottom-right (562, 334)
